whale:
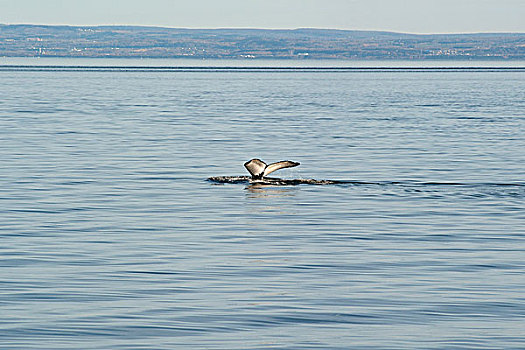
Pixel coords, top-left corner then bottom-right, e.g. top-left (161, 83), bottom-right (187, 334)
top-left (243, 158), bottom-right (300, 180)
top-left (208, 158), bottom-right (351, 185)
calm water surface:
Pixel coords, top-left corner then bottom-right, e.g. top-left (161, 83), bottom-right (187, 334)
top-left (1, 67), bottom-right (524, 349)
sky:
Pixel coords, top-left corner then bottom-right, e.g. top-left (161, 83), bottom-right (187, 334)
top-left (0, 0), bottom-right (524, 34)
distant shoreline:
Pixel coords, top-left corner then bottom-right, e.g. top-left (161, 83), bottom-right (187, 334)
top-left (1, 24), bottom-right (524, 60)
top-left (3, 56), bottom-right (525, 61)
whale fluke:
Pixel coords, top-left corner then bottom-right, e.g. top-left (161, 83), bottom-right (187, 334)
top-left (244, 158), bottom-right (300, 179)
top-left (264, 160), bottom-right (300, 176)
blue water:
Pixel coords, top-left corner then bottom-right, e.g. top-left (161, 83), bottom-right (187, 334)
top-left (1, 65), bottom-right (524, 349)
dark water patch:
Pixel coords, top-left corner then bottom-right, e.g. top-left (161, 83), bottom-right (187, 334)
top-left (415, 103), bottom-right (443, 107)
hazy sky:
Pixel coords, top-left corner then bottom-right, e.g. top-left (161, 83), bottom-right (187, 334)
top-left (1, 0), bottom-right (524, 34)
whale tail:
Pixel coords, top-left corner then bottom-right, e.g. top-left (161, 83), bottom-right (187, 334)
top-left (244, 158), bottom-right (300, 179)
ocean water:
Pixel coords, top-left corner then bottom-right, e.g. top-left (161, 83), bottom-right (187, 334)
top-left (1, 65), bottom-right (524, 349)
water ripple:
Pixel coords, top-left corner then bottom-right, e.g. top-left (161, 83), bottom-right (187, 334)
top-left (1, 68), bottom-right (524, 349)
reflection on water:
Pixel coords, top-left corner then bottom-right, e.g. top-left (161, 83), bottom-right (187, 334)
top-left (245, 184), bottom-right (298, 198)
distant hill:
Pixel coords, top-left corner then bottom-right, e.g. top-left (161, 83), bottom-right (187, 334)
top-left (1, 24), bottom-right (524, 60)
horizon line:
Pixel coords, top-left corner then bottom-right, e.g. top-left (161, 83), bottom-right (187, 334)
top-left (2, 23), bottom-right (524, 36)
